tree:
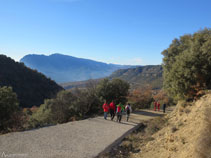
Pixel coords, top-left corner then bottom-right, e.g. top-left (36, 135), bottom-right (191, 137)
top-left (162, 28), bottom-right (211, 100)
top-left (0, 86), bottom-right (19, 130)
top-left (97, 78), bottom-right (130, 104)
top-left (128, 86), bottom-right (153, 109)
top-left (29, 85), bottom-right (103, 127)
top-left (153, 89), bottom-right (173, 105)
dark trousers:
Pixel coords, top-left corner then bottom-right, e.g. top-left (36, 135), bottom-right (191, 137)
top-left (110, 109), bottom-right (115, 120)
top-left (117, 112), bottom-right (122, 122)
top-left (126, 112), bottom-right (130, 121)
top-left (163, 107), bottom-right (166, 113)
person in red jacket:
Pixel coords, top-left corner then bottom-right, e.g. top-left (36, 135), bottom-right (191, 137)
top-left (109, 101), bottom-right (116, 120)
top-left (116, 103), bottom-right (124, 123)
top-left (154, 101), bottom-right (157, 111)
top-left (102, 102), bottom-right (109, 120)
top-left (157, 101), bottom-right (160, 111)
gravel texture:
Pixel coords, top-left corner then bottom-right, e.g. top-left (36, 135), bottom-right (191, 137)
top-left (0, 111), bottom-right (164, 158)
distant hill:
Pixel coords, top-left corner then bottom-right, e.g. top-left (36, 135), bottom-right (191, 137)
top-left (0, 55), bottom-right (63, 108)
top-left (61, 65), bottom-right (163, 90)
top-left (109, 65), bottom-right (163, 89)
top-left (20, 53), bottom-right (131, 83)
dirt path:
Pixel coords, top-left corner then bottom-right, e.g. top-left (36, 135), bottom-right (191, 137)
top-left (0, 109), bottom-right (169, 158)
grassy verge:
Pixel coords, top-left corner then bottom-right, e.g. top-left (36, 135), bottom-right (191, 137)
top-left (195, 107), bottom-right (211, 158)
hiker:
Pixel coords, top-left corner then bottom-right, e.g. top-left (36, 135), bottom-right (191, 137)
top-left (154, 101), bottom-right (157, 111)
top-left (102, 102), bottom-right (109, 120)
top-left (125, 103), bottom-right (132, 122)
top-left (116, 103), bottom-right (123, 123)
top-left (157, 101), bottom-right (160, 111)
top-left (163, 103), bottom-right (166, 113)
top-left (109, 101), bottom-right (116, 120)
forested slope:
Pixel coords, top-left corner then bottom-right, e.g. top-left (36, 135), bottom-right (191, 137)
top-left (0, 55), bottom-right (63, 108)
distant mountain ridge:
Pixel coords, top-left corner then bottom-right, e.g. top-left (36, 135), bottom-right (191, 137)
top-left (109, 65), bottom-right (163, 90)
top-left (61, 65), bottom-right (163, 90)
top-left (20, 53), bottom-right (131, 83)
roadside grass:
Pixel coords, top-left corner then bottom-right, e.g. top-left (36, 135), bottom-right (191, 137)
top-left (97, 116), bottom-right (168, 158)
top-left (195, 108), bottom-right (211, 158)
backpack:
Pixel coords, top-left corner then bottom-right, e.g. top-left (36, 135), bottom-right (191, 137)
top-left (126, 106), bottom-right (130, 114)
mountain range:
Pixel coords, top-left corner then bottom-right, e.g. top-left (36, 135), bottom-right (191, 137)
top-left (20, 54), bottom-right (131, 83)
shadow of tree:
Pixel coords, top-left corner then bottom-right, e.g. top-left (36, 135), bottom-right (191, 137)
top-left (133, 111), bottom-right (164, 117)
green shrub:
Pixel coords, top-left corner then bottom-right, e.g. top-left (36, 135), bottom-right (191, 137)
top-left (162, 28), bottom-right (211, 101)
top-left (0, 86), bottom-right (19, 131)
top-left (29, 84), bottom-right (103, 128)
top-left (97, 78), bottom-right (130, 104)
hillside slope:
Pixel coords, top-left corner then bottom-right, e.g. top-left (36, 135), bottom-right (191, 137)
top-left (20, 54), bottom-right (130, 83)
top-left (61, 65), bottom-right (163, 90)
top-left (0, 55), bottom-right (63, 108)
top-left (131, 92), bottom-right (211, 158)
top-left (109, 65), bottom-right (163, 89)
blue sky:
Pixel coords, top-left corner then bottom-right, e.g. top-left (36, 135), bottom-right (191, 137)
top-left (0, 0), bottom-right (210, 65)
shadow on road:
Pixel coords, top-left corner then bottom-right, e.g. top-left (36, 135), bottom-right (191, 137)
top-left (93, 117), bottom-right (137, 126)
top-left (133, 110), bottom-right (165, 117)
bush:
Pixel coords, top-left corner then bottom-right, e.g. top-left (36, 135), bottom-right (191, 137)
top-left (162, 28), bottom-right (211, 101)
top-left (29, 90), bottom-right (77, 127)
top-left (153, 89), bottom-right (174, 106)
top-left (0, 86), bottom-right (19, 131)
top-left (72, 81), bottom-right (102, 116)
top-left (128, 86), bottom-right (153, 109)
top-left (29, 83), bottom-right (103, 128)
top-left (97, 78), bottom-right (130, 104)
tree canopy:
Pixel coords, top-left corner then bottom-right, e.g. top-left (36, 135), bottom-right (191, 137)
top-left (162, 28), bottom-right (211, 100)
top-left (97, 78), bottom-right (130, 104)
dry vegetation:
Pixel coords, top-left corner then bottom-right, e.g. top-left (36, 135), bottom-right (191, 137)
top-left (195, 107), bottom-right (211, 158)
top-left (98, 93), bottom-right (211, 158)
top-left (97, 117), bottom-right (169, 158)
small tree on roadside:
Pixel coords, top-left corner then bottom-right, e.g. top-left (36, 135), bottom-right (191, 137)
top-left (153, 89), bottom-right (174, 106)
top-left (0, 86), bottom-right (19, 130)
top-left (97, 78), bottom-right (130, 104)
top-left (128, 86), bottom-right (153, 109)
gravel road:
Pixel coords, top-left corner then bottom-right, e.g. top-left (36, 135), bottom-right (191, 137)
top-left (0, 111), bottom-right (164, 158)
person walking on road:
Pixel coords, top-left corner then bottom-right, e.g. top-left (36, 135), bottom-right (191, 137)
top-left (154, 101), bottom-right (157, 111)
top-left (102, 102), bottom-right (109, 120)
top-left (125, 103), bottom-right (132, 122)
top-left (109, 101), bottom-right (116, 120)
top-left (157, 101), bottom-right (160, 111)
top-left (116, 103), bottom-right (123, 123)
top-left (163, 103), bottom-right (166, 113)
